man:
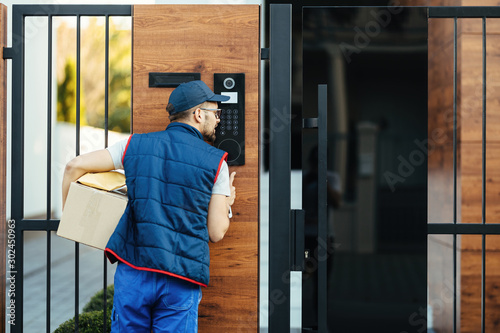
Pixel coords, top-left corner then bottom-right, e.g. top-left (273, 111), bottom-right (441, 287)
top-left (62, 80), bottom-right (236, 332)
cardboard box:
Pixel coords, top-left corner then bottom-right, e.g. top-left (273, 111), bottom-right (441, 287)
top-left (57, 171), bottom-right (128, 250)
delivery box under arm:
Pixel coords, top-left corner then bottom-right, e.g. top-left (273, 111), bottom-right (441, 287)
top-left (57, 171), bottom-right (127, 251)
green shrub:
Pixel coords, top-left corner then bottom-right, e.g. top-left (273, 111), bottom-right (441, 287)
top-left (54, 285), bottom-right (114, 332)
top-left (53, 310), bottom-right (111, 333)
top-left (83, 285), bottom-right (114, 314)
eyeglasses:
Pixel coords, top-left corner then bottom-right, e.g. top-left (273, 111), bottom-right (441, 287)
top-left (200, 108), bottom-right (222, 119)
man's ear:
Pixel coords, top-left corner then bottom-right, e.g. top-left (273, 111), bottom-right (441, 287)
top-left (193, 107), bottom-right (203, 124)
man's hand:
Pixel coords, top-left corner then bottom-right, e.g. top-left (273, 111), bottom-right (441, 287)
top-left (62, 149), bottom-right (115, 209)
top-left (226, 171), bottom-right (236, 208)
top-left (207, 171), bottom-right (236, 243)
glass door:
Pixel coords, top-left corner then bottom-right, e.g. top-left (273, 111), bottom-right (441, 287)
top-left (301, 6), bottom-right (428, 332)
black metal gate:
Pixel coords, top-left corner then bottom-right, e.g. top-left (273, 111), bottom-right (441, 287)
top-left (7, 5), bottom-right (131, 332)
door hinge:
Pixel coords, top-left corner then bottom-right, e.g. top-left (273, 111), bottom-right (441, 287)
top-left (261, 48), bottom-right (269, 60)
top-left (3, 47), bottom-right (14, 60)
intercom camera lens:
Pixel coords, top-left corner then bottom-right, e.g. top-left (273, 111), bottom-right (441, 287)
top-left (223, 78), bottom-right (235, 90)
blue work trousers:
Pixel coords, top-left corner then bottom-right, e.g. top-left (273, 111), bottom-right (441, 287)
top-left (111, 263), bottom-right (202, 332)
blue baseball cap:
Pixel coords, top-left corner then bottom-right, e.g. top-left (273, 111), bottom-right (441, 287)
top-left (167, 80), bottom-right (230, 115)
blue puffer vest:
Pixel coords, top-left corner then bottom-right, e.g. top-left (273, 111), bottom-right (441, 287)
top-left (105, 122), bottom-right (227, 287)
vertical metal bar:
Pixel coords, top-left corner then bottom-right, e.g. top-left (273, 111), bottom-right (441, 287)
top-left (46, 231), bottom-right (51, 332)
top-left (481, 16), bottom-right (487, 333)
top-left (103, 14), bottom-right (110, 332)
top-left (46, 15), bottom-right (52, 221)
top-left (317, 85), bottom-right (328, 332)
top-left (269, 4), bottom-right (292, 333)
top-left (482, 17), bottom-right (487, 226)
top-left (11, 6), bottom-right (25, 333)
top-left (452, 16), bottom-right (458, 333)
top-left (76, 16), bottom-right (81, 156)
top-left (46, 14), bottom-right (53, 333)
top-left (46, 14), bottom-right (52, 220)
top-left (105, 15), bottom-right (109, 148)
top-left (75, 13), bottom-right (81, 332)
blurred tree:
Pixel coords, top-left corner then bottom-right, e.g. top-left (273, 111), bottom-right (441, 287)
top-left (57, 57), bottom-right (87, 125)
top-left (57, 17), bottom-right (131, 133)
top-left (107, 20), bottom-right (132, 133)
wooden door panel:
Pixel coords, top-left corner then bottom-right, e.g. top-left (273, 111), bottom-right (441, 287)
top-left (132, 5), bottom-right (260, 331)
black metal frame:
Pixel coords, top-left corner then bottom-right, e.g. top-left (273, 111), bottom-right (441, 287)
top-left (427, 7), bottom-right (500, 333)
top-left (268, 4), bottom-right (292, 332)
top-left (316, 85), bottom-right (327, 332)
top-left (9, 5), bottom-right (131, 332)
top-left (268, 3), bottom-right (329, 330)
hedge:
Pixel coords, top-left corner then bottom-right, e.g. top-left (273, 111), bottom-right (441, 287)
top-left (83, 285), bottom-right (114, 313)
top-left (54, 285), bottom-right (114, 333)
top-left (53, 310), bottom-right (111, 333)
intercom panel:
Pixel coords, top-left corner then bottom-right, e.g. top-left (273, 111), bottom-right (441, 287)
top-left (213, 73), bottom-right (245, 165)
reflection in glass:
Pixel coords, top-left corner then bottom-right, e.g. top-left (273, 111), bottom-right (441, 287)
top-left (302, 7), bottom-right (427, 331)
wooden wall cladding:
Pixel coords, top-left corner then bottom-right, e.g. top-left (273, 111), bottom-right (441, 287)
top-left (458, 235), bottom-right (500, 333)
top-left (132, 5), bottom-right (260, 332)
top-left (461, 0), bottom-right (500, 6)
top-left (0, 4), bottom-right (6, 330)
top-left (426, 2), bottom-right (500, 329)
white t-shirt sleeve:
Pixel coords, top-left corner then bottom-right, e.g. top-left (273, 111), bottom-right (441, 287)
top-left (106, 137), bottom-right (130, 170)
top-left (212, 160), bottom-right (231, 196)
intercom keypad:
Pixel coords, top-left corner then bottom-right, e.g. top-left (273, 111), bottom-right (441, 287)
top-left (214, 73), bottom-right (245, 166)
